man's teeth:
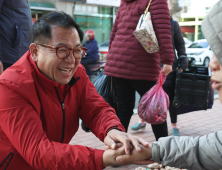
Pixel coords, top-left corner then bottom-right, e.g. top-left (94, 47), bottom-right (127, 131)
top-left (59, 68), bottom-right (71, 73)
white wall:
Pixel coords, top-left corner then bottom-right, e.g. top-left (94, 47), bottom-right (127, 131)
top-left (55, 2), bottom-right (74, 16)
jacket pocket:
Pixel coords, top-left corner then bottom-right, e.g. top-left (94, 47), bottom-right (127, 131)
top-left (11, 23), bottom-right (21, 48)
top-left (0, 152), bottom-right (14, 170)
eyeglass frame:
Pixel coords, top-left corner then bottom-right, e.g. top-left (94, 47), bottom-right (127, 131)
top-left (36, 43), bottom-right (87, 59)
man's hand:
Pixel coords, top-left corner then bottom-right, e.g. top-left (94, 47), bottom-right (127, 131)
top-left (162, 64), bottom-right (172, 76)
top-left (103, 143), bottom-right (151, 167)
top-left (0, 61), bottom-right (3, 75)
top-left (103, 143), bottom-right (133, 167)
top-left (115, 145), bottom-right (153, 165)
top-left (104, 129), bottom-right (149, 155)
top-left (103, 146), bottom-right (125, 167)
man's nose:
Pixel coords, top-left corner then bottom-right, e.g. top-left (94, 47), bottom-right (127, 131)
top-left (65, 51), bottom-right (75, 63)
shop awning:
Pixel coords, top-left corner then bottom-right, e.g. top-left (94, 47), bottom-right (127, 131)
top-left (30, 2), bottom-right (56, 11)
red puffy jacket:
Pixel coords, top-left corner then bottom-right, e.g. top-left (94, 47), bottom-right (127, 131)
top-left (105, 0), bottom-right (174, 81)
top-left (0, 51), bottom-right (125, 170)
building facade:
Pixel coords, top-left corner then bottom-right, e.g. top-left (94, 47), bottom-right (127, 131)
top-left (29, 0), bottom-right (120, 44)
top-left (179, 0), bottom-right (219, 41)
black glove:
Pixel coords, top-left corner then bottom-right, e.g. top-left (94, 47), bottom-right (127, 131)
top-left (179, 56), bottom-right (188, 71)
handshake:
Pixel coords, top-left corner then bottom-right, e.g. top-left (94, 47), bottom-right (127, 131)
top-left (103, 143), bottom-right (153, 167)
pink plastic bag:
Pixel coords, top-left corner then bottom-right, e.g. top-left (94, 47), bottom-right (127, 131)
top-left (138, 70), bottom-right (169, 124)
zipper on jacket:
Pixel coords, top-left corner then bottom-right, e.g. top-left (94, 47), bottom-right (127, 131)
top-left (0, 152), bottom-right (14, 170)
top-left (54, 77), bottom-right (80, 143)
top-left (55, 87), bottom-right (66, 143)
top-left (61, 102), bottom-right (65, 143)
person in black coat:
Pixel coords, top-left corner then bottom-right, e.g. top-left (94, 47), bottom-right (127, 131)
top-left (162, 17), bottom-right (188, 136)
top-left (0, 0), bottom-right (32, 74)
top-left (130, 17), bottom-right (188, 136)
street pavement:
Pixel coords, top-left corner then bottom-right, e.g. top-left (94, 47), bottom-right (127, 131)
top-left (70, 99), bottom-right (222, 170)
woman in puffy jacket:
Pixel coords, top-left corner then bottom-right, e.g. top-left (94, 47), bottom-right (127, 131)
top-left (131, 17), bottom-right (188, 137)
top-left (104, 0), bottom-right (174, 140)
top-left (113, 1), bottom-right (222, 169)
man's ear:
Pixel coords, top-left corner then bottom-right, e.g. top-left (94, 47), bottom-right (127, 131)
top-left (29, 43), bottom-right (38, 62)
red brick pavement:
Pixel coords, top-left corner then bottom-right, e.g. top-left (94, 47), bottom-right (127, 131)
top-left (70, 99), bottom-right (222, 170)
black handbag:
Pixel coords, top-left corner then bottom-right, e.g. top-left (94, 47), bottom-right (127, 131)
top-left (93, 70), bottom-right (118, 110)
top-left (173, 65), bottom-right (214, 115)
top-left (81, 70), bottom-right (118, 132)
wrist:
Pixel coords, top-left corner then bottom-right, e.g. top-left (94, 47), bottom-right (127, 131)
top-left (102, 151), bottom-right (111, 167)
top-left (106, 128), bottom-right (121, 136)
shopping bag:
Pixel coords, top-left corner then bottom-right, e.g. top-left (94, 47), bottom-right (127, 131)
top-left (133, 0), bottom-right (159, 53)
top-left (92, 70), bottom-right (118, 110)
top-left (81, 70), bottom-right (118, 132)
top-left (138, 70), bottom-right (169, 124)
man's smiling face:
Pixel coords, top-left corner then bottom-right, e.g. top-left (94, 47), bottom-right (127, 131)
top-left (34, 26), bottom-right (81, 85)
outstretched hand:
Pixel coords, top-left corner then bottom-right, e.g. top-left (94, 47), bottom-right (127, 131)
top-left (103, 143), bottom-right (153, 167)
top-left (104, 129), bottom-right (149, 155)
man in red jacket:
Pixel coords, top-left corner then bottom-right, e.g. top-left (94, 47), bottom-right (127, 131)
top-left (0, 12), bottom-right (149, 170)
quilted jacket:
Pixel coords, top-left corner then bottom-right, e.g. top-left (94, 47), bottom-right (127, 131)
top-left (104, 0), bottom-right (174, 81)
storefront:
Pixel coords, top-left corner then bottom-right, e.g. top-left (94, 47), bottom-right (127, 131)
top-left (30, 2), bottom-right (56, 23)
top-left (73, 0), bottom-right (120, 44)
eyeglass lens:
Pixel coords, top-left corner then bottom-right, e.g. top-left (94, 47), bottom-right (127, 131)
top-left (57, 46), bottom-right (84, 59)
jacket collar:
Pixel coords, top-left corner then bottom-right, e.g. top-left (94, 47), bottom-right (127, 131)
top-left (28, 51), bottom-right (80, 96)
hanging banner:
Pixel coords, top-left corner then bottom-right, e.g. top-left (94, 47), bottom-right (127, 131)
top-left (86, 0), bottom-right (121, 7)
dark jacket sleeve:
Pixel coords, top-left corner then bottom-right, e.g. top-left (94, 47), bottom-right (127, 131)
top-left (86, 40), bottom-right (98, 55)
top-left (173, 20), bottom-right (188, 70)
top-left (150, 0), bottom-right (174, 65)
top-left (173, 20), bottom-right (186, 57)
top-left (0, 0), bottom-right (3, 10)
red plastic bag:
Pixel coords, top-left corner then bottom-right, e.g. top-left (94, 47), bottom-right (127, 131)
top-left (138, 70), bottom-right (169, 124)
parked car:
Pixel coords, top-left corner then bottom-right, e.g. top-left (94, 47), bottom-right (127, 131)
top-left (98, 40), bottom-right (109, 62)
top-left (183, 37), bottom-right (192, 48)
top-left (186, 39), bottom-right (213, 67)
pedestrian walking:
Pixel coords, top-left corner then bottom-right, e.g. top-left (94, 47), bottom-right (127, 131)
top-left (113, 1), bottom-right (222, 169)
top-left (131, 17), bottom-right (188, 137)
top-left (104, 0), bottom-right (174, 140)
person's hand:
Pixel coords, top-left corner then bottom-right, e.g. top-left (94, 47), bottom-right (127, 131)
top-left (176, 67), bottom-right (183, 73)
top-left (103, 143), bottom-right (151, 167)
top-left (115, 144), bottom-right (154, 165)
top-left (103, 143), bottom-right (132, 167)
top-left (162, 64), bottom-right (172, 76)
top-left (0, 61), bottom-right (3, 75)
top-left (104, 129), bottom-right (149, 155)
